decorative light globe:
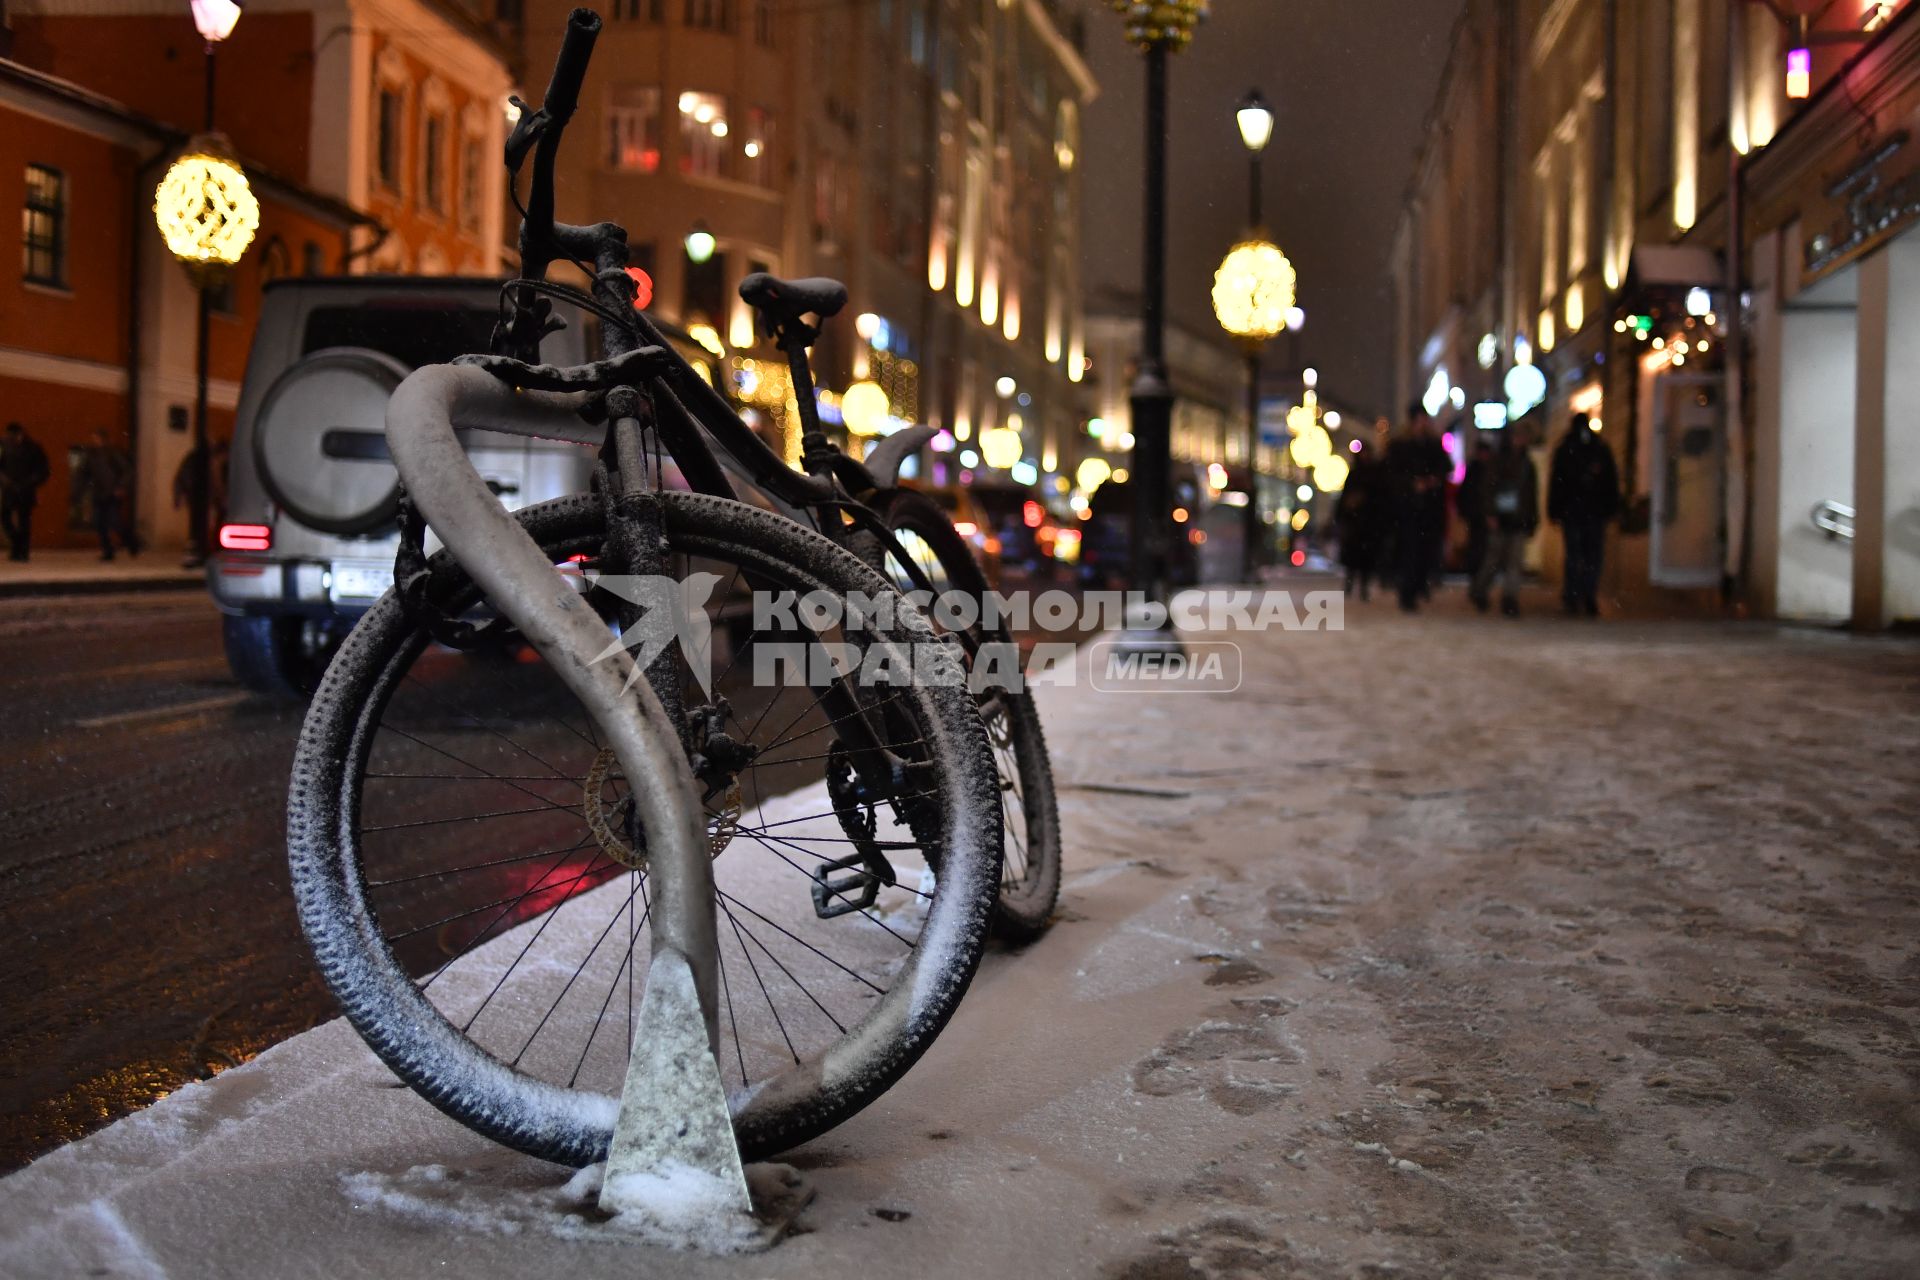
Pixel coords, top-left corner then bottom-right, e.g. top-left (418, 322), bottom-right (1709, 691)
top-left (1211, 240), bottom-right (1297, 342)
top-left (841, 380), bottom-right (891, 437)
top-left (154, 142), bottom-right (259, 271)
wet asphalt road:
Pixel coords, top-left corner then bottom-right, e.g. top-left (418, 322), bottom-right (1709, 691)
top-left (0, 591), bottom-right (325, 1171)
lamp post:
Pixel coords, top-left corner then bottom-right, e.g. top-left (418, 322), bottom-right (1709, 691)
top-left (157, 0), bottom-right (250, 564)
top-left (1108, 0), bottom-right (1207, 649)
top-left (1232, 89), bottom-right (1274, 579)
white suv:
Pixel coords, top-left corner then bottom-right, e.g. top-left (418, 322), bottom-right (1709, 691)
top-left (210, 276), bottom-right (595, 696)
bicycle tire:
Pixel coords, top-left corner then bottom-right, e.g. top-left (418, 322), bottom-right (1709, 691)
top-left (288, 491), bottom-right (1002, 1165)
top-left (861, 488), bottom-right (1062, 941)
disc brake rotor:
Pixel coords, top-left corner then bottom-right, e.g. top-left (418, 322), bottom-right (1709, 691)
top-left (584, 747), bottom-right (741, 870)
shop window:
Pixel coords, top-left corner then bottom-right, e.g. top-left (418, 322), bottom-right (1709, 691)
top-left (677, 90), bottom-right (728, 179)
top-left (22, 163), bottom-right (66, 288)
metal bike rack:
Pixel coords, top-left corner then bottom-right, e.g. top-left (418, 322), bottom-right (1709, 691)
top-left (386, 363), bottom-right (757, 1233)
top-left (1812, 499), bottom-right (1856, 542)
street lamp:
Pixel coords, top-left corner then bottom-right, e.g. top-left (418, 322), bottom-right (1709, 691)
top-left (158, 0), bottom-right (253, 563)
top-left (1212, 85), bottom-right (1289, 580)
top-left (1108, 0), bottom-right (1208, 650)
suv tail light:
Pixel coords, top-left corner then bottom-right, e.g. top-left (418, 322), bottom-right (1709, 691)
top-left (219, 523), bottom-right (273, 552)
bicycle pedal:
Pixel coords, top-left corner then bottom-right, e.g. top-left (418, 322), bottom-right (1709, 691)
top-left (811, 853), bottom-right (882, 919)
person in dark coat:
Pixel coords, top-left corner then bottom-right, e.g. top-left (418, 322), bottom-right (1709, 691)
top-left (1, 422), bottom-right (51, 561)
top-left (81, 429), bottom-right (140, 561)
top-left (1467, 426), bottom-right (1540, 617)
top-left (1333, 442), bottom-right (1389, 600)
top-left (1455, 440), bottom-right (1494, 582)
top-left (1386, 403), bottom-right (1451, 612)
top-left (1547, 413), bottom-right (1620, 616)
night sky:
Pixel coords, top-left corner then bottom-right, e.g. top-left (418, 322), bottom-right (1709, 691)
top-left (1079, 0), bottom-right (1466, 418)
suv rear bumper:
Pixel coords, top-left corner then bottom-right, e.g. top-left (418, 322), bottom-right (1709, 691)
top-left (209, 552), bottom-right (389, 619)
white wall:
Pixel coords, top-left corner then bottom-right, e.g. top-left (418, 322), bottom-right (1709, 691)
top-left (1865, 232), bottom-right (1920, 626)
top-left (1775, 293), bottom-right (1857, 622)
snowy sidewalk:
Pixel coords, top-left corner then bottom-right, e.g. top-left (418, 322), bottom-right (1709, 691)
top-left (0, 548), bottom-right (200, 597)
top-left (4, 597), bottom-right (1918, 1277)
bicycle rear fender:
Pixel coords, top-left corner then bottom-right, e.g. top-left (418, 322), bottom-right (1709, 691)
top-left (861, 424), bottom-right (940, 490)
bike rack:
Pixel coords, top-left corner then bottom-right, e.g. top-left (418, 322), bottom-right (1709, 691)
top-left (386, 364), bottom-right (774, 1245)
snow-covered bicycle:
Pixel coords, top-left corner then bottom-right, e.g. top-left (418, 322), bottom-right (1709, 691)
top-left (286, 8), bottom-right (1008, 1168)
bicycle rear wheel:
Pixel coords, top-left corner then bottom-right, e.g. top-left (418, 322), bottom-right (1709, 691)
top-left (288, 492), bottom-right (1002, 1165)
top-left (864, 488), bottom-right (1062, 941)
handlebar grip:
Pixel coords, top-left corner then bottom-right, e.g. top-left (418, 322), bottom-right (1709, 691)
top-left (544, 8), bottom-right (602, 123)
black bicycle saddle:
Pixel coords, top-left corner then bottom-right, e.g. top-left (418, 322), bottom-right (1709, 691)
top-left (739, 272), bottom-right (849, 324)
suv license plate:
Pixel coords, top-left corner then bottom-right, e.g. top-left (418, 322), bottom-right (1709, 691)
top-left (331, 561), bottom-right (394, 603)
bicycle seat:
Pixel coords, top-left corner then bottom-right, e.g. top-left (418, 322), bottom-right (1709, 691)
top-left (739, 272), bottom-right (848, 323)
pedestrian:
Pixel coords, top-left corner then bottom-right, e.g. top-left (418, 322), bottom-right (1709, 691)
top-left (1333, 442), bottom-right (1388, 600)
top-left (1, 421), bottom-right (51, 562)
top-left (172, 439), bottom-right (228, 564)
top-left (1455, 439), bottom-right (1493, 583)
top-left (1547, 413), bottom-right (1620, 617)
top-left (81, 429), bottom-right (140, 561)
top-left (1467, 426), bottom-right (1540, 617)
top-left (1386, 402), bottom-right (1450, 612)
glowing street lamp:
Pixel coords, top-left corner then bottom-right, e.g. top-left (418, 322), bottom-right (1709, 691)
top-left (684, 221), bottom-right (717, 264)
top-left (840, 379), bottom-right (891, 438)
top-left (164, 0), bottom-right (249, 564)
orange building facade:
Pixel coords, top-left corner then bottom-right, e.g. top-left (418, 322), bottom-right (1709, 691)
top-left (2, 0), bottom-right (512, 551)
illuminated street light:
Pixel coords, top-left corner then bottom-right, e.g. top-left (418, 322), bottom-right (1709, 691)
top-left (1285, 306), bottom-right (1305, 332)
top-left (980, 426), bottom-right (1024, 470)
top-left (165, 0), bottom-right (248, 565)
top-left (1235, 88), bottom-right (1274, 154)
top-left (1211, 240), bottom-right (1296, 342)
top-left (841, 380), bottom-right (891, 437)
top-left (684, 221), bottom-right (716, 264)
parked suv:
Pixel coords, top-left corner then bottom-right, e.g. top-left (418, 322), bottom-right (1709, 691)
top-left (210, 276), bottom-right (599, 695)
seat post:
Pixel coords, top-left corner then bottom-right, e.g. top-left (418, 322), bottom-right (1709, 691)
top-left (777, 321), bottom-right (839, 477)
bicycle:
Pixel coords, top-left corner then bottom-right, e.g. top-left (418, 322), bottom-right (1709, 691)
top-left (287, 8), bottom-right (1012, 1167)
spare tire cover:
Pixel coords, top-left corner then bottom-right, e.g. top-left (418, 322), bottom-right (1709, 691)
top-left (252, 346), bottom-right (411, 536)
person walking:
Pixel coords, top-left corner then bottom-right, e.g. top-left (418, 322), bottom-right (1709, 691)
top-left (1334, 442), bottom-right (1389, 601)
top-left (1468, 427), bottom-right (1540, 617)
top-left (81, 429), bottom-right (140, 561)
top-left (1547, 413), bottom-right (1620, 616)
top-left (1, 422), bottom-right (51, 561)
top-left (1386, 403), bottom-right (1450, 612)
top-left (1455, 439), bottom-right (1493, 583)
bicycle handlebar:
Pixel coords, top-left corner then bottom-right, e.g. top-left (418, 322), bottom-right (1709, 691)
top-left (544, 9), bottom-right (600, 123)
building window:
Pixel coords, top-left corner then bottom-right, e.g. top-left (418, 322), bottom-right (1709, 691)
top-left (753, 0), bottom-right (773, 46)
top-left (611, 0), bottom-right (662, 19)
top-left (23, 163), bottom-right (67, 288)
top-left (741, 107), bottom-right (771, 186)
top-left (377, 89), bottom-right (404, 189)
top-left (461, 136), bottom-right (484, 230)
top-left (303, 240), bottom-right (327, 276)
top-left (607, 85), bottom-right (662, 173)
top-left (423, 113), bottom-right (447, 213)
top-left (677, 90), bottom-right (728, 179)
top-left (684, 0), bottom-right (727, 30)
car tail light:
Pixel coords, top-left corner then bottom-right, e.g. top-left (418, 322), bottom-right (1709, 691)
top-left (219, 523), bottom-right (272, 552)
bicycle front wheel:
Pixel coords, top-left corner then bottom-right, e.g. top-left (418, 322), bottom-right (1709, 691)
top-left (288, 492), bottom-right (1002, 1165)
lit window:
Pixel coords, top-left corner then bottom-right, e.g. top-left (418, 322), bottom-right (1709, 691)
top-left (22, 163), bottom-right (67, 288)
top-left (607, 85), bottom-right (662, 173)
top-left (678, 90), bottom-right (727, 179)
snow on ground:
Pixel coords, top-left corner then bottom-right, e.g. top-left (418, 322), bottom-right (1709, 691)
top-left (2, 588), bottom-right (1918, 1276)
